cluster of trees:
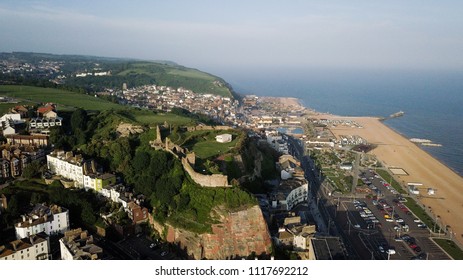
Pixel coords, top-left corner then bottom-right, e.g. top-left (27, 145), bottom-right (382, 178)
top-left (0, 180), bottom-right (105, 241)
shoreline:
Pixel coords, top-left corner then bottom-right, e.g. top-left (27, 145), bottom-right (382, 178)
top-left (268, 96), bottom-right (463, 246)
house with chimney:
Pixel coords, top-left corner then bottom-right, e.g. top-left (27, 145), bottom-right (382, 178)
top-left (59, 228), bottom-right (103, 260)
top-left (0, 232), bottom-right (50, 260)
top-left (46, 150), bottom-right (96, 188)
top-left (15, 203), bottom-right (70, 239)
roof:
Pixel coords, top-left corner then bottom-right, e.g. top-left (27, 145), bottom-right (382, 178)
top-left (37, 105), bottom-right (55, 114)
top-left (6, 134), bottom-right (49, 140)
top-left (0, 232), bottom-right (48, 258)
top-left (16, 204), bottom-right (68, 228)
top-left (60, 228), bottom-right (102, 260)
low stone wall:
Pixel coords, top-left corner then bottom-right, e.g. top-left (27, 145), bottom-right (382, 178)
top-left (181, 157), bottom-right (229, 187)
top-left (186, 125), bottom-right (232, 132)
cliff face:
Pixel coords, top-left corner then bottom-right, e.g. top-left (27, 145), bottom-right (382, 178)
top-left (165, 205), bottom-right (272, 259)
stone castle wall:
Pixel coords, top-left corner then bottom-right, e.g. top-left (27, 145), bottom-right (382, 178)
top-left (181, 157), bottom-right (229, 187)
top-left (186, 125), bottom-right (232, 132)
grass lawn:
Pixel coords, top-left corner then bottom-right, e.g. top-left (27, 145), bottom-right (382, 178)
top-left (433, 239), bottom-right (463, 260)
top-left (376, 169), bottom-right (406, 194)
top-left (179, 130), bottom-right (242, 159)
top-left (0, 85), bottom-right (125, 112)
top-left (191, 138), bottom-right (238, 159)
top-left (132, 110), bottom-right (194, 126)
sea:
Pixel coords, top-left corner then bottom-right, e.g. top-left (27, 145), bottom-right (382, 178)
top-left (218, 67), bottom-right (463, 176)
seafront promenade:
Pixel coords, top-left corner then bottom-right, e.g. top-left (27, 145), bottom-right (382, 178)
top-left (311, 113), bottom-right (463, 247)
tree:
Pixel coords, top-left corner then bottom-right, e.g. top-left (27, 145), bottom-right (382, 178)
top-left (70, 108), bottom-right (88, 133)
top-left (21, 161), bottom-right (44, 179)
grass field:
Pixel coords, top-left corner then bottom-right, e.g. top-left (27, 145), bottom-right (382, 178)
top-left (433, 239), bottom-right (463, 260)
top-left (180, 130), bottom-right (241, 159)
top-left (132, 110), bottom-right (194, 126)
top-left (0, 85), bottom-right (126, 112)
top-left (0, 85), bottom-right (197, 126)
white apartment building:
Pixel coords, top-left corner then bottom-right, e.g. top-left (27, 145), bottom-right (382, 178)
top-left (15, 204), bottom-right (70, 239)
top-left (0, 232), bottom-right (50, 260)
top-left (47, 150), bottom-right (93, 188)
top-left (272, 178), bottom-right (309, 211)
top-left (286, 183), bottom-right (309, 210)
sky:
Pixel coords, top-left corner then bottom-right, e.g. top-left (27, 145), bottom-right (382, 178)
top-left (1, 0), bottom-right (463, 73)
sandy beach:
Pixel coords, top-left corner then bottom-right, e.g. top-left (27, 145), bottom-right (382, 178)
top-left (314, 114), bottom-right (463, 246)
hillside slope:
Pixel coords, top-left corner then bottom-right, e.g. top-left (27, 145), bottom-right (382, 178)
top-left (0, 52), bottom-right (235, 98)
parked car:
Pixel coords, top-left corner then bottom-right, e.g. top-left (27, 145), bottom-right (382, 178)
top-left (417, 223), bottom-right (427, 228)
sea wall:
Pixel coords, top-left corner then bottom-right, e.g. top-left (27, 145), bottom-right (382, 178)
top-left (181, 157), bottom-right (229, 187)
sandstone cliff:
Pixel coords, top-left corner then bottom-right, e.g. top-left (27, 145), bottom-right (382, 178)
top-left (160, 205), bottom-right (271, 259)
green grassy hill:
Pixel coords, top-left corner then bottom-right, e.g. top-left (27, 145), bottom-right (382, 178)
top-left (0, 85), bottom-right (194, 126)
top-left (114, 62), bottom-right (233, 97)
top-left (0, 85), bottom-right (125, 113)
top-left (1, 52), bottom-right (235, 98)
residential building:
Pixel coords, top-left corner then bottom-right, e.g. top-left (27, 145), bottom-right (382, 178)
top-left (29, 117), bottom-right (63, 129)
top-left (126, 201), bottom-right (149, 224)
top-left (0, 159), bottom-right (10, 178)
top-left (83, 172), bottom-right (116, 192)
top-left (271, 178), bottom-right (309, 211)
top-left (36, 104), bottom-right (56, 117)
top-left (0, 232), bottom-right (50, 260)
top-left (0, 113), bottom-right (21, 123)
top-left (15, 204), bottom-right (70, 239)
top-left (9, 157), bottom-right (21, 177)
top-left (47, 150), bottom-right (95, 188)
top-left (100, 183), bottom-right (127, 204)
top-left (59, 228), bottom-right (103, 260)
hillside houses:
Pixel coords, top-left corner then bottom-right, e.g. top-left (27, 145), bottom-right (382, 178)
top-left (113, 84), bottom-right (240, 125)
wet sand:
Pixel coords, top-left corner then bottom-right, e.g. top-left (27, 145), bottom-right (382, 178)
top-left (314, 114), bottom-right (463, 245)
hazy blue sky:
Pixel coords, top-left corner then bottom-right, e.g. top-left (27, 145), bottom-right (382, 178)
top-left (1, 0), bottom-right (463, 72)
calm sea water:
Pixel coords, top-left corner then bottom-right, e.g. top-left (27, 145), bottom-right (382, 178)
top-left (220, 68), bottom-right (463, 176)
